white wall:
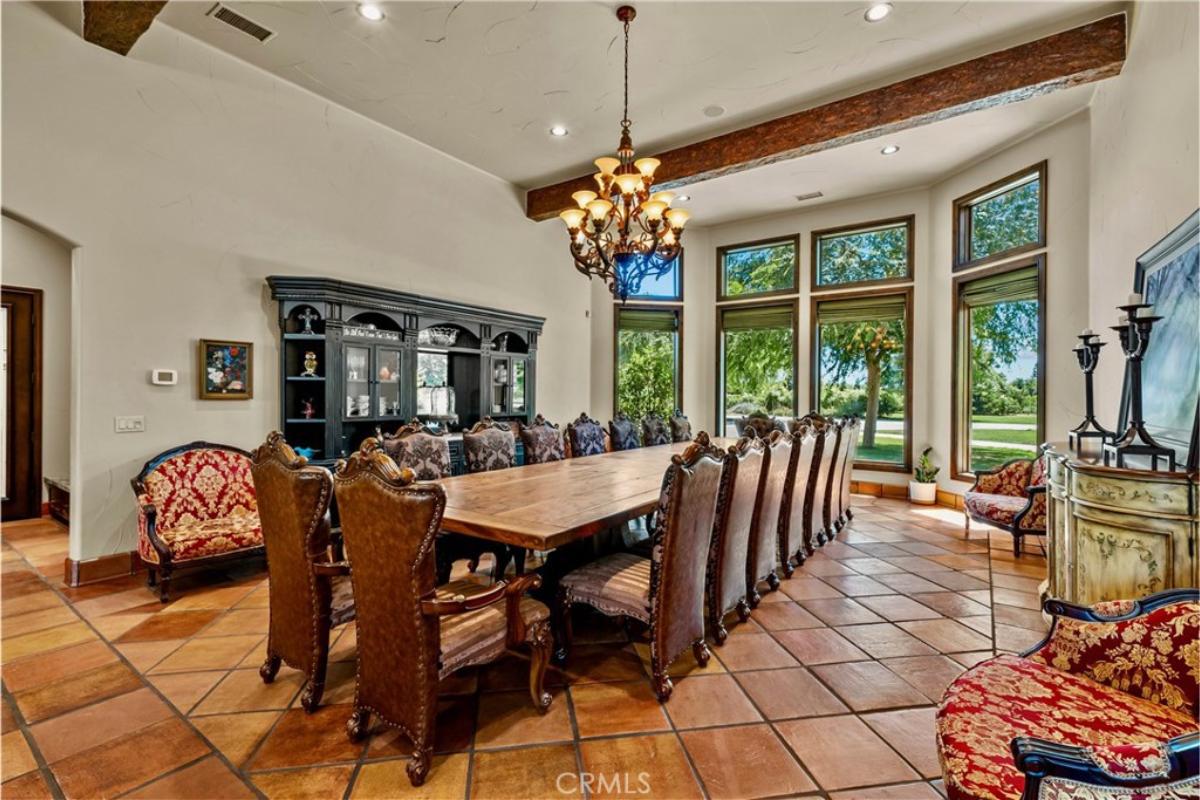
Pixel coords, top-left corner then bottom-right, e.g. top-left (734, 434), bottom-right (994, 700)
top-left (1087, 1), bottom-right (1200, 406)
top-left (2, 3), bottom-right (591, 560)
top-left (1, 215), bottom-right (73, 500)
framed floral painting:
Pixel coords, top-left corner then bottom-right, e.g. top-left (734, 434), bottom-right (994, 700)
top-left (198, 339), bottom-right (253, 400)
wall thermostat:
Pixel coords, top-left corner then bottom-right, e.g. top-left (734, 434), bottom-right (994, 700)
top-left (150, 368), bottom-right (178, 386)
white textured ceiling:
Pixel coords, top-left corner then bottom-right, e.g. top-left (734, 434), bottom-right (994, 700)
top-left (156, 0), bottom-right (1116, 192)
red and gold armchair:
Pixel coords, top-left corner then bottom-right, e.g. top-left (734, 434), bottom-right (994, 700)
top-left (936, 589), bottom-right (1200, 800)
top-left (963, 447), bottom-right (1048, 556)
top-left (132, 441), bottom-right (264, 602)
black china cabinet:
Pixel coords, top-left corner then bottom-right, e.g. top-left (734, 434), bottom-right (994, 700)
top-left (268, 276), bottom-right (542, 472)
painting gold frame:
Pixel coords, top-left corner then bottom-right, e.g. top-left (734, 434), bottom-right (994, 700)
top-left (198, 338), bottom-right (254, 400)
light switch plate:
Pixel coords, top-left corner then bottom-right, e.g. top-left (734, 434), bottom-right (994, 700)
top-left (115, 415), bottom-right (145, 433)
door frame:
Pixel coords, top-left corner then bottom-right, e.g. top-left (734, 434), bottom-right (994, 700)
top-left (2, 285), bottom-right (44, 520)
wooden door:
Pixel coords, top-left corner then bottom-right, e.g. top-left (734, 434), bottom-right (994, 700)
top-left (2, 286), bottom-right (43, 520)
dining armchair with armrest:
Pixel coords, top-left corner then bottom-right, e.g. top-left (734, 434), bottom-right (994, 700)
top-left (333, 439), bottom-right (553, 787)
top-left (556, 435), bottom-right (726, 700)
top-left (251, 432), bottom-right (354, 713)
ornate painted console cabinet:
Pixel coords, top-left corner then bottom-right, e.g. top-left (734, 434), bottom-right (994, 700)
top-left (1044, 443), bottom-right (1199, 605)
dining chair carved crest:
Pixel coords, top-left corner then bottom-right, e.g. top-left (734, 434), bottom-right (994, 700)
top-left (706, 434), bottom-right (768, 644)
top-left (669, 409), bottom-right (693, 443)
top-left (250, 431), bottom-right (354, 713)
top-left (333, 438), bottom-right (553, 787)
top-left (556, 433), bottom-right (726, 700)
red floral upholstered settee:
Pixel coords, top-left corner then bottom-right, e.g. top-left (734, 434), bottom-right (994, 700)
top-left (936, 590), bottom-right (1200, 800)
top-left (132, 441), bottom-right (263, 601)
top-left (963, 447), bottom-right (1048, 557)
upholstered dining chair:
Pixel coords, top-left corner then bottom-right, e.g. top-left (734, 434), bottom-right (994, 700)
top-left (706, 434), bottom-right (768, 643)
top-left (832, 417), bottom-right (860, 530)
top-left (556, 437), bottom-right (725, 700)
top-left (463, 416), bottom-right (516, 473)
top-left (642, 413), bottom-right (671, 446)
top-left (251, 432), bottom-right (354, 713)
top-left (566, 412), bottom-right (607, 457)
top-left (333, 439), bottom-right (553, 787)
top-left (778, 423), bottom-right (820, 573)
top-left (805, 416), bottom-right (840, 547)
top-left (747, 430), bottom-right (794, 604)
top-left (609, 412), bottom-right (641, 451)
top-left (740, 412), bottom-right (778, 440)
top-left (519, 413), bottom-right (565, 464)
top-left (670, 410), bottom-right (693, 443)
top-left (380, 420), bottom-right (508, 582)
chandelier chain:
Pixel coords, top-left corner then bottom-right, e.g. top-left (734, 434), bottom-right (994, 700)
top-left (622, 18), bottom-right (630, 128)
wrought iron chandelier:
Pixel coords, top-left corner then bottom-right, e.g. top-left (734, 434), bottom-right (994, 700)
top-left (559, 5), bottom-right (691, 302)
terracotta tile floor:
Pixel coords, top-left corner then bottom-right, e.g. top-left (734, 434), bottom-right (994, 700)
top-left (1, 495), bottom-right (1049, 798)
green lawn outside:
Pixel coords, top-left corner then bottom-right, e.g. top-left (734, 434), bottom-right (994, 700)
top-left (971, 445), bottom-right (1034, 473)
top-left (857, 433), bottom-right (904, 465)
top-left (968, 426), bottom-right (1037, 446)
top-left (972, 414), bottom-right (1036, 425)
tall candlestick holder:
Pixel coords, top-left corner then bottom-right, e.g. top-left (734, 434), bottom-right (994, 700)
top-left (1103, 304), bottom-right (1177, 470)
top-left (1068, 333), bottom-right (1113, 453)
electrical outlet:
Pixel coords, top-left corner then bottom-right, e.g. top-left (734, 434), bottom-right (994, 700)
top-left (115, 415), bottom-right (145, 433)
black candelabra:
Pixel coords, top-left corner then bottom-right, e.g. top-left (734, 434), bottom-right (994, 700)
top-left (1103, 302), bottom-right (1177, 470)
top-left (1068, 332), bottom-right (1113, 453)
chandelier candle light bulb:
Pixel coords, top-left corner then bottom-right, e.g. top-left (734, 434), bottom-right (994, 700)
top-left (559, 5), bottom-right (692, 302)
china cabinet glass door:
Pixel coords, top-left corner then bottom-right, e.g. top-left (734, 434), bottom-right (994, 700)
top-left (345, 345), bottom-right (371, 418)
top-left (375, 346), bottom-right (403, 418)
top-left (491, 357), bottom-right (510, 414)
top-left (513, 359), bottom-right (526, 413)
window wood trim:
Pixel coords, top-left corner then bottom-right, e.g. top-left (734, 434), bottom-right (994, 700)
top-left (950, 255), bottom-right (1047, 482)
top-left (810, 215), bottom-right (915, 292)
top-left (714, 297), bottom-right (800, 435)
top-left (952, 161), bottom-right (1047, 272)
top-left (716, 234), bottom-right (800, 302)
top-left (808, 286), bottom-right (914, 473)
top-left (612, 303), bottom-right (683, 419)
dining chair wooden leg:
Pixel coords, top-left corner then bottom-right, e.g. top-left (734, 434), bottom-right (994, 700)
top-left (301, 625), bottom-right (330, 713)
top-left (692, 640), bottom-right (712, 667)
top-left (259, 652), bottom-right (281, 684)
top-left (736, 598), bottom-right (752, 622)
top-left (553, 587), bottom-right (573, 663)
top-left (346, 707), bottom-right (370, 741)
top-left (528, 621), bottom-right (553, 713)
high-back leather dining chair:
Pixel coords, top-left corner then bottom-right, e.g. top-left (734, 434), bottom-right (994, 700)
top-left (334, 439), bottom-right (552, 787)
top-left (609, 412), bottom-right (641, 451)
top-left (557, 436), bottom-right (725, 700)
top-left (706, 435), bottom-right (768, 643)
top-left (837, 417), bottom-right (861, 527)
top-left (567, 412), bottom-right (607, 457)
top-left (670, 410), bottom-right (693, 443)
top-left (806, 415), bottom-right (840, 547)
top-left (251, 432), bottom-right (354, 713)
top-left (778, 423), bottom-right (819, 573)
top-left (642, 413), bottom-right (671, 446)
top-left (747, 430), bottom-right (795, 605)
top-left (519, 414), bottom-right (565, 464)
top-left (830, 417), bottom-right (859, 530)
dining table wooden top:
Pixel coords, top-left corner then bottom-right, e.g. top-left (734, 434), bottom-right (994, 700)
top-left (438, 439), bottom-right (735, 551)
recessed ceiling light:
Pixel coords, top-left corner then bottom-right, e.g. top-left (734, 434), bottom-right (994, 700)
top-left (357, 4), bottom-right (385, 22)
top-left (880, 144), bottom-right (900, 155)
top-left (676, 194), bottom-right (691, 203)
top-left (703, 105), bottom-right (725, 118)
top-left (549, 125), bottom-right (569, 137)
top-left (864, 3), bottom-right (893, 22)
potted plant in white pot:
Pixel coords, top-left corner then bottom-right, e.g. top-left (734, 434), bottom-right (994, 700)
top-left (909, 446), bottom-right (939, 505)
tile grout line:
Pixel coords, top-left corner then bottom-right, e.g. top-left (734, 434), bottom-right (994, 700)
top-left (0, 532), bottom-right (267, 800)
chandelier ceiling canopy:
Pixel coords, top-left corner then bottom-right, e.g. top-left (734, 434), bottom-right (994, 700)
top-left (559, 5), bottom-right (691, 302)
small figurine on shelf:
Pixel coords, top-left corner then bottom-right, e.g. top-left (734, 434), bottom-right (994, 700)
top-left (302, 351), bottom-right (319, 377)
top-left (302, 398), bottom-right (316, 419)
top-left (298, 307), bottom-right (319, 334)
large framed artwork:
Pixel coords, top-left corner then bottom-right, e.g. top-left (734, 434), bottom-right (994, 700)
top-left (1118, 210), bottom-right (1199, 471)
top-left (198, 339), bottom-right (253, 400)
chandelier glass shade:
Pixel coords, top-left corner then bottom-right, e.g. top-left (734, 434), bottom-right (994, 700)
top-left (559, 5), bottom-right (691, 302)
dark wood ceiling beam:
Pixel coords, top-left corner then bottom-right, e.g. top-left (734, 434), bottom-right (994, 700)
top-left (83, 1), bottom-right (168, 56)
top-left (525, 13), bottom-right (1126, 221)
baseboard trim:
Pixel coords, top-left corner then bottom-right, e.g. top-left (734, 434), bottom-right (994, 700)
top-left (63, 551), bottom-right (137, 587)
top-left (851, 480), bottom-right (963, 510)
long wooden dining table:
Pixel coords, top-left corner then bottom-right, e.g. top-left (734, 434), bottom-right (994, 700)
top-left (438, 439), bottom-right (735, 551)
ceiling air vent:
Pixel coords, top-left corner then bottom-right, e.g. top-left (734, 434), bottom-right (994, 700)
top-left (207, 3), bottom-right (276, 43)
top-left (795, 191), bottom-right (824, 203)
